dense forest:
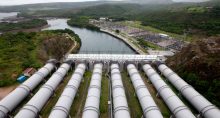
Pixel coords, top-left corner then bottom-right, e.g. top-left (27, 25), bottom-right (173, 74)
top-left (14, 0), bottom-right (220, 36)
top-left (139, 6), bottom-right (220, 35)
top-left (0, 19), bottom-right (47, 32)
top-left (67, 16), bottom-right (100, 31)
top-left (0, 29), bottom-right (80, 87)
top-left (74, 2), bottom-right (220, 36)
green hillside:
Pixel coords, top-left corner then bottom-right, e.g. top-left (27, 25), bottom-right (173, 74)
top-left (0, 29), bottom-right (80, 87)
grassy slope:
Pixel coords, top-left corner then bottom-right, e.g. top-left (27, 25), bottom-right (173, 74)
top-left (121, 72), bottom-right (143, 117)
top-left (100, 72), bottom-right (109, 118)
top-left (67, 16), bottom-right (100, 31)
top-left (0, 32), bottom-right (43, 86)
top-left (70, 71), bottom-right (92, 117)
top-left (0, 29), bottom-right (80, 87)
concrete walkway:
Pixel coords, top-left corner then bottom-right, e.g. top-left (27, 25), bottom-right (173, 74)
top-left (65, 33), bottom-right (78, 56)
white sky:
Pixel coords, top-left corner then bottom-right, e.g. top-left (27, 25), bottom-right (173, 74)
top-left (0, 0), bottom-right (210, 6)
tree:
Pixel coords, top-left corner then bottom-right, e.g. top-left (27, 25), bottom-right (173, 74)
top-left (115, 29), bottom-right (120, 33)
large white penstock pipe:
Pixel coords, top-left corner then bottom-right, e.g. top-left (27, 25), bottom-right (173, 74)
top-left (158, 64), bottom-right (220, 118)
top-left (14, 61), bottom-right (72, 118)
top-left (127, 64), bottom-right (163, 118)
top-left (143, 64), bottom-right (195, 118)
top-left (48, 63), bottom-right (86, 118)
top-left (111, 64), bottom-right (131, 118)
top-left (82, 63), bottom-right (103, 118)
top-left (0, 59), bottom-right (57, 118)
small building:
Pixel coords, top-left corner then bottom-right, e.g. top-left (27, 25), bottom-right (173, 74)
top-left (23, 68), bottom-right (37, 77)
top-left (99, 17), bottom-right (108, 22)
top-left (17, 75), bottom-right (27, 83)
top-left (159, 33), bottom-right (169, 39)
top-left (109, 19), bottom-right (114, 22)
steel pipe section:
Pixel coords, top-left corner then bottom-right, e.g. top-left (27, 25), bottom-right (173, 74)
top-left (48, 63), bottom-right (86, 118)
top-left (82, 63), bottom-right (103, 118)
top-left (127, 64), bottom-right (163, 118)
top-left (158, 64), bottom-right (220, 118)
top-left (143, 64), bottom-right (195, 118)
top-left (111, 64), bottom-right (131, 118)
top-left (0, 60), bottom-right (57, 118)
top-left (14, 62), bottom-right (72, 118)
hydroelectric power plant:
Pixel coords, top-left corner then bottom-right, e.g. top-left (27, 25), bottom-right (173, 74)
top-left (0, 54), bottom-right (219, 118)
top-left (0, 18), bottom-right (219, 118)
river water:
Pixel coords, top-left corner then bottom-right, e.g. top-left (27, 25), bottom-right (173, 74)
top-left (43, 19), bottom-right (135, 54)
top-left (0, 12), bottom-right (18, 21)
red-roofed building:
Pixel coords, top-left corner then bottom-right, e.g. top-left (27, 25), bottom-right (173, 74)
top-left (23, 68), bottom-right (37, 77)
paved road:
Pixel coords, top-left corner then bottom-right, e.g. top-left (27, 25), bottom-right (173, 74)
top-left (100, 29), bottom-right (146, 54)
top-left (64, 33), bottom-right (78, 60)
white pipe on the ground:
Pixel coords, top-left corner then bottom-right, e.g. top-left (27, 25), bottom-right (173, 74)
top-left (82, 63), bottom-right (103, 118)
top-left (158, 64), bottom-right (220, 118)
top-left (14, 62), bottom-right (71, 118)
top-left (0, 59), bottom-right (57, 118)
top-left (111, 64), bottom-right (131, 118)
top-left (127, 64), bottom-right (163, 118)
top-left (143, 64), bottom-right (195, 118)
top-left (48, 63), bottom-right (86, 118)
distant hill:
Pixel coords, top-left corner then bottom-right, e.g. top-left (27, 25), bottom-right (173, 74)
top-left (0, 0), bottom-right (174, 12)
top-left (127, 0), bottom-right (173, 4)
top-left (0, 1), bottom-right (118, 12)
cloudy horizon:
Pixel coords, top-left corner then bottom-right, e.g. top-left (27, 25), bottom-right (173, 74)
top-left (0, 0), bottom-right (210, 6)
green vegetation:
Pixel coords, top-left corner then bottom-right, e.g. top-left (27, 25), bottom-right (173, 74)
top-left (139, 72), bottom-right (171, 118)
top-left (121, 72), bottom-right (143, 118)
top-left (0, 29), bottom-right (81, 87)
top-left (166, 37), bottom-right (220, 108)
top-left (187, 6), bottom-right (207, 13)
top-left (0, 32), bottom-right (42, 86)
top-left (0, 19), bottom-right (47, 32)
top-left (100, 73), bottom-right (109, 118)
top-left (115, 29), bottom-right (120, 33)
top-left (139, 6), bottom-right (220, 35)
top-left (49, 29), bottom-right (81, 45)
top-left (70, 71), bottom-right (92, 117)
top-left (41, 72), bottom-right (73, 118)
top-left (138, 39), bottom-right (163, 50)
top-left (2, 1), bottom-right (219, 36)
top-left (67, 16), bottom-right (100, 31)
top-left (41, 71), bottom-right (92, 118)
top-left (180, 71), bottom-right (220, 108)
top-left (70, 1), bottom-right (220, 36)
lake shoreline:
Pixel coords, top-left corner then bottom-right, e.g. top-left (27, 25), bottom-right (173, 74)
top-left (44, 18), bottom-right (135, 54)
top-left (99, 29), bottom-right (145, 54)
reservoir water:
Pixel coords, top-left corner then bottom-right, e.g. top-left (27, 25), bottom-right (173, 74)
top-left (43, 19), bottom-right (135, 54)
top-left (0, 12), bottom-right (18, 21)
